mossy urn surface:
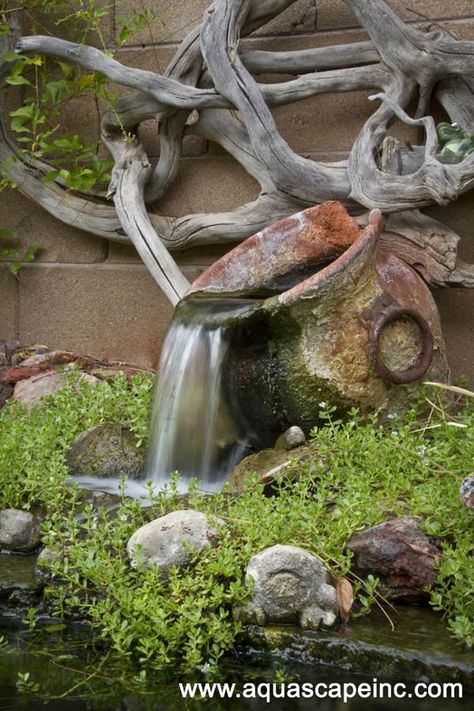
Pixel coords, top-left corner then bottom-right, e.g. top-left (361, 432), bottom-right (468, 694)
top-left (182, 202), bottom-right (449, 443)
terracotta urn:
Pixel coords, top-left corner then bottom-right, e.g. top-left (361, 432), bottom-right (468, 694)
top-left (183, 202), bottom-right (449, 443)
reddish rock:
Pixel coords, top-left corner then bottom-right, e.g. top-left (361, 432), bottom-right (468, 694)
top-left (347, 517), bottom-right (442, 603)
top-left (1, 350), bottom-right (89, 384)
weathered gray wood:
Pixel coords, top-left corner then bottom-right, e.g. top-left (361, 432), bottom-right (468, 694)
top-left (240, 42), bottom-right (379, 74)
top-left (201, 0), bottom-right (353, 206)
top-left (2, 0), bottom-right (474, 301)
top-left (348, 87), bottom-right (474, 211)
top-left (381, 211), bottom-right (474, 287)
top-left (104, 133), bottom-right (190, 303)
top-left (436, 78), bottom-right (474, 130)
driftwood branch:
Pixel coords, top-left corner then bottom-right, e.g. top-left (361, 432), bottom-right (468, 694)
top-left (103, 133), bottom-right (190, 304)
top-left (1, 0), bottom-right (473, 299)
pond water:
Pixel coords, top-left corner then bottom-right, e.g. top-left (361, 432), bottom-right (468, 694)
top-left (1, 613), bottom-right (472, 711)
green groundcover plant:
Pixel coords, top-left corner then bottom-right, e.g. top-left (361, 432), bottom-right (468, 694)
top-left (0, 373), bottom-right (473, 674)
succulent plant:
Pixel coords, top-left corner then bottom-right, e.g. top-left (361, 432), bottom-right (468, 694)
top-left (436, 123), bottom-right (474, 164)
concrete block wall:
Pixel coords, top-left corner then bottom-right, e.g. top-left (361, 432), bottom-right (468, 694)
top-left (1, 1), bottom-right (473, 378)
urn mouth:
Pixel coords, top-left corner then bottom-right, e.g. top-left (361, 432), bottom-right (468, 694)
top-left (186, 201), bottom-right (382, 302)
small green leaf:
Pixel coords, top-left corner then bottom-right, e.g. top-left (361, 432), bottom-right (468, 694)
top-left (6, 75), bottom-right (33, 87)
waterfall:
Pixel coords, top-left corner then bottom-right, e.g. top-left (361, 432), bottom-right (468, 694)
top-left (146, 300), bottom-right (253, 492)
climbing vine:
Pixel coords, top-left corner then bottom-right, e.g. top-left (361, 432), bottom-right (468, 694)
top-left (0, 0), bottom-right (156, 267)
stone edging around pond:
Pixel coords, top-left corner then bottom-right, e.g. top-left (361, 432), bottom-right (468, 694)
top-left (1, 505), bottom-right (473, 691)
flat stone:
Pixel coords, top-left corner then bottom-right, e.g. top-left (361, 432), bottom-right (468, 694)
top-left (3, 350), bottom-right (79, 384)
top-left (347, 517), bottom-right (442, 602)
top-left (242, 605), bottom-right (474, 691)
top-left (13, 371), bottom-right (98, 410)
top-left (127, 509), bottom-right (223, 573)
top-left (10, 344), bottom-right (50, 367)
top-left (66, 423), bottom-right (145, 480)
top-left (0, 510), bottom-right (41, 553)
top-left (227, 446), bottom-right (313, 493)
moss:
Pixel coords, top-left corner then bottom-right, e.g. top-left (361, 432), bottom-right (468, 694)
top-left (266, 304), bottom-right (353, 433)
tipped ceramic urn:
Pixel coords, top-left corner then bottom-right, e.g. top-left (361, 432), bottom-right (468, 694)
top-left (184, 201), bottom-right (449, 443)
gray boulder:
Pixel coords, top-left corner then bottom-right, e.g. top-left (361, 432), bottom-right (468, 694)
top-left (0, 509), bottom-right (41, 553)
top-left (66, 423), bottom-right (145, 479)
top-left (127, 509), bottom-right (223, 573)
top-left (234, 544), bottom-right (339, 630)
top-left (274, 426), bottom-right (306, 451)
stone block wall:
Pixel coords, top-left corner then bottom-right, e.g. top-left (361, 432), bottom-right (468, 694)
top-left (1, 1), bottom-right (473, 378)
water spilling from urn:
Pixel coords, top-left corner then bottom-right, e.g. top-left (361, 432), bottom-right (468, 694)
top-left (146, 299), bottom-right (257, 491)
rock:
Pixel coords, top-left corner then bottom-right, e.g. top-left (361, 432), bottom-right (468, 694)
top-left (90, 366), bottom-right (145, 382)
top-left (234, 544), bottom-right (339, 630)
top-left (347, 517), bottom-right (442, 602)
top-left (0, 509), bottom-right (41, 553)
top-left (3, 350), bottom-right (79, 384)
top-left (13, 371), bottom-right (98, 409)
top-left (0, 377), bottom-right (13, 409)
top-left (127, 509), bottom-right (223, 573)
top-left (227, 447), bottom-right (312, 493)
top-left (0, 554), bottom-right (43, 611)
top-left (274, 426), bottom-right (306, 451)
top-left (460, 473), bottom-right (474, 511)
top-left (0, 339), bottom-right (20, 367)
top-left (66, 423), bottom-right (145, 479)
top-left (10, 344), bottom-right (50, 367)
top-left (34, 547), bottom-right (61, 585)
top-left (242, 605), bottom-right (474, 691)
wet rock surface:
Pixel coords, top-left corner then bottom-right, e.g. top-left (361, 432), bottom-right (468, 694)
top-left (66, 423), bottom-right (145, 479)
top-left (34, 547), bottom-right (61, 586)
top-left (242, 606), bottom-right (474, 691)
top-left (234, 545), bottom-right (339, 630)
top-left (0, 554), bottom-right (43, 611)
top-left (0, 510), bottom-right (41, 553)
top-left (347, 517), bottom-right (442, 602)
top-left (127, 509), bottom-right (224, 573)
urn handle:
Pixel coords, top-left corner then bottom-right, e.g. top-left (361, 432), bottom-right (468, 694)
top-left (370, 307), bottom-right (434, 385)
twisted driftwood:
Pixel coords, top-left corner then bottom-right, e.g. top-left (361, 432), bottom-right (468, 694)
top-left (1, 0), bottom-right (473, 303)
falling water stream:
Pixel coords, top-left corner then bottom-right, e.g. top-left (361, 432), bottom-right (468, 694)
top-left (146, 298), bottom-right (258, 492)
